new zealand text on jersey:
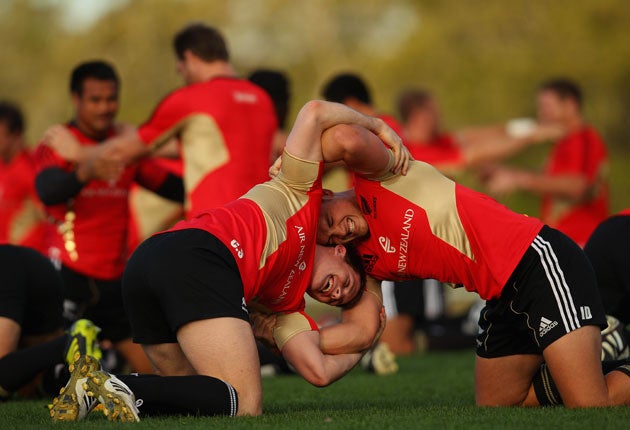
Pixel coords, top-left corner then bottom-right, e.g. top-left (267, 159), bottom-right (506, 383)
top-left (397, 209), bottom-right (414, 273)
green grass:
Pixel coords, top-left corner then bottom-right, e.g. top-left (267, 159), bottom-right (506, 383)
top-left (2, 351), bottom-right (630, 429)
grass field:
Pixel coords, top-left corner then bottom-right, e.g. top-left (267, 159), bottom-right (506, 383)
top-left (2, 350), bottom-right (630, 429)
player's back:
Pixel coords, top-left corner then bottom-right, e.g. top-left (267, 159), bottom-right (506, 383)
top-left (179, 77), bottom-right (277, 217)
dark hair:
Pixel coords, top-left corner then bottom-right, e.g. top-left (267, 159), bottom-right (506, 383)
top-left (539, 78), bottom-right (582, 108)
top-left (249, 69), bottom-right (290, 128)
top-left (70, 61), bottom-right (119, 96)
top-left (0, 101), bottom-right (24, 135)
top-left (340, 244), bottom-right (367, 309)
top-left (322, 73), bottom-right (372, 105)
top-left (396, 89), bottom-right (433, 122)
top-left (173, 23), bottom-right (229, 62)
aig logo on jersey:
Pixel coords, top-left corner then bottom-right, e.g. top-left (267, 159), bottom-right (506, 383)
top-left (230, 239), bottom-right (244, 259)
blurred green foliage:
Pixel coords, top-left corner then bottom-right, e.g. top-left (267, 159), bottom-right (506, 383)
top-left (1, 0), bottom-right (629, 213)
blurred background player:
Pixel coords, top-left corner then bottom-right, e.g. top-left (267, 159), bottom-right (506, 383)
top-left (484, 78), bottom-right (609, 246)
top-left (320, 72), bottom-right (402, 192)
top-left (248, 68), bottom-right (291, 164)
top-left (0, 101), bottom-right (47, 253)
top-left (45, 23), bottom-right (277, 220)
top-left (34, 60), bottom-right (183, 374)
top-left (378, 88), bottom-right (566, 356)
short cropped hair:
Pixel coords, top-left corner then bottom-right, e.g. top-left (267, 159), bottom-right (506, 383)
top-left (70, 61), bottom-right (119, 96)
top-left (173, 23), bottom-right (229, 62)
top-left (322, 73), bottom-right (372, 105)
top-left (539, 78), bottom-right (582, 108)
top-left (0, 101), bottom-right (24, 135)
top-left (396, 89), bottom-right (433, 122)
top-left (249, 69), bottom-right (290, 128)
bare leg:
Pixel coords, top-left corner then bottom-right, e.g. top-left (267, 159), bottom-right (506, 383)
top-left (475, 354), bottom-right (542, 406)
top-left (114, 338), bottom-right (153, 373)
top-left (142, 343), bottom-right (196, 376)
top-left (177, 317), bottom-right (262, 416)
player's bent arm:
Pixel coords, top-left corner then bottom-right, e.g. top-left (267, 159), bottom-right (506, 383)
top-left (281, 331), bottom-right (362, 387)
top-left (285, 101), bottom-right (402, 168)
top-left (319, 277), bottom-right (383, 354)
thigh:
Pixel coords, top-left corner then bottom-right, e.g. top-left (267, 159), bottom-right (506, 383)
top-left (543, 325), bottom-right (608, 407)
top-left (177, 317), bottom-right (262, 416)
top-left (475, 354), bottom-right (543, 406)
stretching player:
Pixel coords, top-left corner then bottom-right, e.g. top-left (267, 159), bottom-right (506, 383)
top-left (49, 100), bottom-right (405, 421)
top-left (311, 124), bottom-right (630, 408)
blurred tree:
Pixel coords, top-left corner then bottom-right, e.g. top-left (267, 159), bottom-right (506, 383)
top-left (1, 0), bottom-right (629, 212)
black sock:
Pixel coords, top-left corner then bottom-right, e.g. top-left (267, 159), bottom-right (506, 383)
top-left (117, 374), bottom-right (238, 416)
top-left (532, 363), bottom-right (563, 406)
top-left (0, 335), bottom-right (67, 394)
top-left (602, 358), bottom-right (630, 374)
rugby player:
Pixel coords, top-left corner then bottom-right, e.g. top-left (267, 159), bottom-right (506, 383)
top-left (49, 100), bottom-right (407, 421)
top-left (313, 124), bottom-right (630, 408)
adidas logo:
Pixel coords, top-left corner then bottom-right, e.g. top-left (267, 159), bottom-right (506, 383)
top-left (539, 317), bottom-right (558, 337)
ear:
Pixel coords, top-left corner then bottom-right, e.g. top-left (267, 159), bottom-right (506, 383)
top-left (334, 244), bottom-right (347, 257)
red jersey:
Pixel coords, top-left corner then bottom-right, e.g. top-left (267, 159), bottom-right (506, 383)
top-left (541, 126), bottom-right (609, 246)
top-left (169, 151), bottom-right (322, 313)
top-left (34, 124), bottom-right (171, 280)
top-left (405, 134), bottom-right (464, 168)
top-left (137, 77), bottom-right (277, 218)
top-left (0, 149), bottom-right (47, 252)
top-left (619, 209), bottom-right (630, 216)
top-left (354, 160), bottom-right (543, 300)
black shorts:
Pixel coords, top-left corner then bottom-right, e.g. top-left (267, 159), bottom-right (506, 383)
top-left (0, 245), bottom-right (64, 336)
top-left (122, 229), bottom-right (249, 345)
top-left (60, 266), bottom-right (132, 343)
top-left (476, 226), bottom-right (606, 358)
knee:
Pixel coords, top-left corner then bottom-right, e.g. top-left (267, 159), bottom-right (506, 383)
top-left (235, 387), bottom-right (262, 416)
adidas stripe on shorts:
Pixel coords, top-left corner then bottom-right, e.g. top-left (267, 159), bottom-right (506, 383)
top-left (476, 226), bottom-right (606, 358)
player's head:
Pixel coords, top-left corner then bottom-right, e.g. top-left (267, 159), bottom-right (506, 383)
top-left (308, 244), bottom-right (366, 308)
top-left (397, 88), bottom-right (440, 137)
top-left (536, 78), bottom-right (582, 125)
top-left (249, 69), bottom-right (290, 129)
top-left (173, 23), bottom-right (229, 83)
top-left (321, 73), bottom-right (372, 106)
top-left (317, 189), bottom-right (368, 246)
top-left (0, 101), bottom-right (25, 158)
top-left (69, 60), bottom-right (119, 138)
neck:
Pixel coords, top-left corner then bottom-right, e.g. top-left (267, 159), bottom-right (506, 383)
top-left (72, 120), bottom-right (109, 142)
top-left (404, 126), bottom-right (433, 143)
top-left (193, 61), bottom-right (235, 83)
top-left (1, 139), bottom-right (22, 163)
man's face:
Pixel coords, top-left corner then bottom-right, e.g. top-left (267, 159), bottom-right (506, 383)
top-left (72, 78), bottom-right (118, 138)
top-left (308, 245), bottom-right (361, 307)
top-left (536, 90), bottom-right (569, 125)
top-left (0, 121), bottom-right (19, 159)
top-left (317, 193), bottom-right (369, 245)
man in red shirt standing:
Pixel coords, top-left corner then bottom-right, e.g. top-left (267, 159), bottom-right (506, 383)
top-left (484, 78), bottom-right (609, 246)
top-left (45, 23), bottom-right (276, 219)
top-left (0, 102), bottom-right (47, 253)
top-left (34, 61), bottom-right (183, 375)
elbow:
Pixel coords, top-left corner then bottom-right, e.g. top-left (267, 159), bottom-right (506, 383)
top-left (305, 371), bottom-right (333, 388)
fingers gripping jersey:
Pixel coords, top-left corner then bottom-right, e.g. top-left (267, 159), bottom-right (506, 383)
top-left (354, 161), bottom-right (543, 300)
top-left (170, 151), bottom-right (323, 313)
